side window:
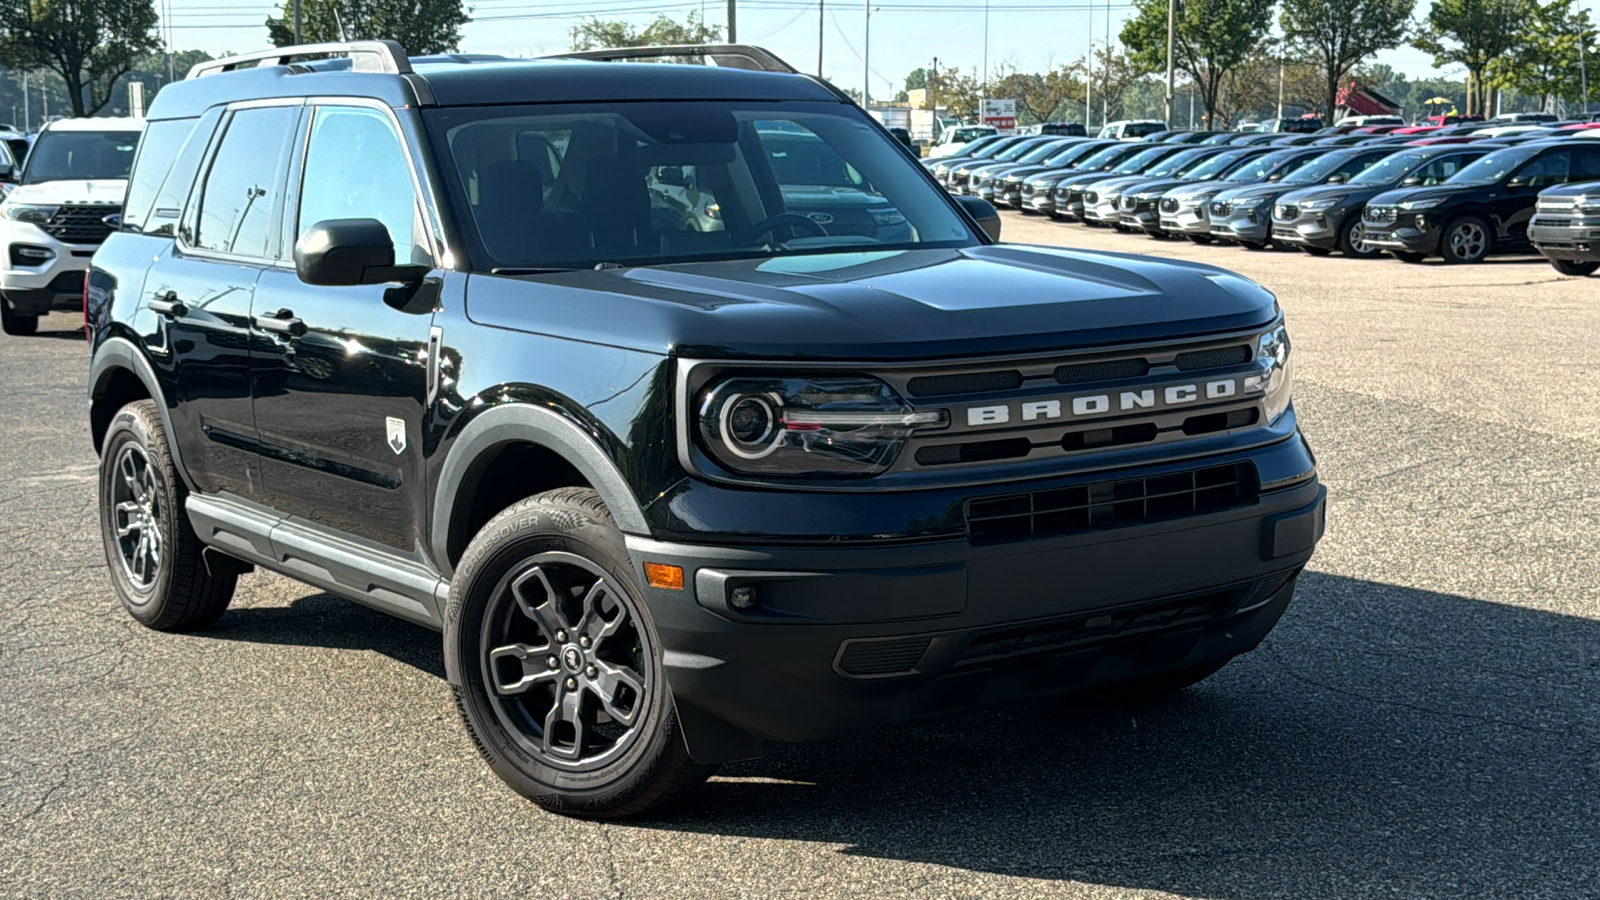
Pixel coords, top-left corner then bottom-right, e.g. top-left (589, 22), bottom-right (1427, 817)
top-left (1573, 147), bottom-right (1600, 180)
top-left (1417, 156), bottom-right (1463, 186)
top-left (192, 105), bottom-right (298, 257)
top-left (298, 105), bottom-right (428, 265)
top-left (1514, 150), bottom-right (1571, 188)
top-left (123, 118), bottom-right (196, 234)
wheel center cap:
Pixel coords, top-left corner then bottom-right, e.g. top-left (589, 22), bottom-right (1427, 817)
top-left (561, 645), bottom-right (584, 673)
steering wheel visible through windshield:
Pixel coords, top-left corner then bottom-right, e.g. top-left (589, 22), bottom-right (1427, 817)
top-left (424, 101), bottom-right (976, 271)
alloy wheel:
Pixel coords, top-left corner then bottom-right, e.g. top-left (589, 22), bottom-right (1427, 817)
top-left (480, 552), bottom-right (651, 771)
top-left (110, 444), bottom-right (163, 589)
top-left (1448, 221), bottom-right (1487, 261)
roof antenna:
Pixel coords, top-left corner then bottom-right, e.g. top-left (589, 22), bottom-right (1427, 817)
top-left (333, 6), bottom-right (348, 41)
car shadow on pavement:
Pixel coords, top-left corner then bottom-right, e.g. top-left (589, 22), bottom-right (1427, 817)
top-left (636, 571), bottom-right (1600, 898)
top-left (206, 591), bottom-right (445, 678)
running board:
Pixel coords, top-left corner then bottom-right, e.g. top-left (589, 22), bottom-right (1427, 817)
top-left (186, 493), bottom-right (447, 629)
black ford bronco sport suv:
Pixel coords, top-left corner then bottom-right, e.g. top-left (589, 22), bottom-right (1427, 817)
top-left (86, 42), bottom-right (1323, 818)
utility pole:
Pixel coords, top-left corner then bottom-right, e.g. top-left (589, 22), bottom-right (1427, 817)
top-left (294, 0), bottom-right (301, 43)
top-left (863, 2), bottom-right (871, 107)
top-left (1084, 0), bottom-right (1093, 129)
top-left (982, 0), bottom-right (990, 89)
top-left (22, 72), bottom-right (28, 131)
top-left (1276, 58), bottom-right (1284, 120)
top-left (818, 0), bottom-right (825, 79)
top-left (1102, 0), bottom-right (1109, 126)
top-left (1581, 22), bottom-right (1590, 117)
top-left (1163, 0), bottom-right (1175, 126)
top-left (728, 0), bottom-right (737, 41)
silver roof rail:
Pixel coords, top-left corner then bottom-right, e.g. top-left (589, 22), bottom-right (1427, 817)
top-left (187, 40), bottom-right (412, 79)
top-left (548, 44), bottom-right (797, 74)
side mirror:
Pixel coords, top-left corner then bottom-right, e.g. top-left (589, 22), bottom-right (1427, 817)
top-left (1506, 176), bottom-right (1529, 190)
top-left (955, 194), bottom-right (1002, 241)
top-left (294, 219), bottom-right (427, 287)
top-left (1400, 176), bottom-right (1421, 187)
top-left (1326, 173), bottom-right (1346, 184)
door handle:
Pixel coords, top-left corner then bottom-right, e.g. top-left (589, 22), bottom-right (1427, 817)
top-left (148, 292), bottom-right (188, 317)
top-left (254, 308), bottom-right (307, 337)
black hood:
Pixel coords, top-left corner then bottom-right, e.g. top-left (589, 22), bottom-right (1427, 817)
top-left (466, 246), bottom-right (1278, 361)
top-left (1278, 182), bottom-right (1385, 205)
top-left (1367, 185), bottom-right (1461, 208)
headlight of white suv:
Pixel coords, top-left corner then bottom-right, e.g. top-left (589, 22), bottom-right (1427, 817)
top-left (1244, 324), bottom-right (1294, 424)
top-left (0, 202), bottom-right (58, 225)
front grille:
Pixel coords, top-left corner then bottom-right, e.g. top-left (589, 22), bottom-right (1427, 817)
top-left (1364, 205), bottom-right (1397, 224)
top-left (1159, 197), bottom-right (1179, 213)
top-left (954, 590), bottom-right (1234, 668)
top-left (1536, 217), bottom-right (1572, 228)
top-left (1276, 204), bottom-right (1298, 220)
top-left (1174, 345), bottom-right (1251, 370)
top-left (1055, 358), bottom-right (1149, 384)
top-left (1084, 191), bottom-right (1099, 204)
top-left (1119, 195), bottom-right (1136, 210)
top-left (906, 370), bottom-right (1024, 397)
top-left (42, 204), bottom-right (118, 245)
top-left (965, 462), bottom-right (1258, 544)
top-left (837, 636), bottom-right (933, 676)
top-left (1211, 201), bottom-right (1232, 216)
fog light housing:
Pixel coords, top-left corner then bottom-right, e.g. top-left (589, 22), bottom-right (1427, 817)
top-left (9, 244), bottom-right (54, 266)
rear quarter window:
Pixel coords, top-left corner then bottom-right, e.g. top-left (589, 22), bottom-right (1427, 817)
top-left (123, 118), bottom-right (197, 234)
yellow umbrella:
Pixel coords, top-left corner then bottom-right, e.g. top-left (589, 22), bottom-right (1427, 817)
top-left (1425, 96), bottom-right (1453, 105)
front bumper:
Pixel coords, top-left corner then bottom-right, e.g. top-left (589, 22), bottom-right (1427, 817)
top-left (1360, 213), bottom-right (1439, 254)
top-left (1120, 200), bottom-right (1161, 232)
top-left (630, 436), bottom-right (1324, 753)
top-left (1208, 205), bottom-right (1271, 242)
top-left (1159, 200), bottom-right (1213, 235)
top-left (1529, 218), bottom-right (1600, 262)
top-left (996, 182), bottom-right (1024, 207)
top-left (1, 220), bottom-right (95, 315)
top-left (1024, 184), bottom-right (1060, 212)
top-left (1052, 189), bottom-right (1086, 220)
top-left (1270, 206), bottom-right (1346, 250)
top-left (1083, 194), bottom-right (1125, 224)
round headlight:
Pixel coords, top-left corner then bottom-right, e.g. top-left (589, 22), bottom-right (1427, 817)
top-left (723, 394), bottom-right (778, 454)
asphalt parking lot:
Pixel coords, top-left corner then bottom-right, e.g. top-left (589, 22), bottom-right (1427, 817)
top-left (3, 217), bottom-right (1598, 899)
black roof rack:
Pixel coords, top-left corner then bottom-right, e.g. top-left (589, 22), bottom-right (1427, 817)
top-left (547, 44), bottom-right (797, 74)
top-left (187, 40), bottom-right (412, 79)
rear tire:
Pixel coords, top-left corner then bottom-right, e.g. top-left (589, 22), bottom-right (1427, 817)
top-left (445, 488), bottom-right (717, 819)
top-left (1550, 258), bottom-right (1599, 277)
top-left (1, 298), bottom-right (38, 336)
top-left (99, 401), bottom-right (236, 631)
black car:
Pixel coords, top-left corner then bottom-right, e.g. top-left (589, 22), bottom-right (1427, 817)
top-left (1272, 145), bottom-right (1489, 257)
top-left (1362, 141), bottom-right (1600, 262)
top-left (1207, 144), bottom-right (1400, 248)
top-left (1041, 141), bottom-right (1176, 220)
top-left (1073, 144), bottom-right (1210, 224)
top-left (1527, 181), bottom-right (1600, 275)
top-left (928, 134), bottom-right (1030, 184)
top-left (87, 40), bottom-right (1321, 818)
top-left (1112, 147), bottom-right (1259, 234)
top-left (968, 137), bottom-right (1080, 202)
top-left (987, 138), bottom-right (1105, 208)
top-left (921, 132), bottom-right (1006, 169)
top-left (943, 135), bottom-right (1058, 193)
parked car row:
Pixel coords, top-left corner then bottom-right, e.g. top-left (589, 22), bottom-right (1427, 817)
top-left (924, 125), bottom-right (1600, 275)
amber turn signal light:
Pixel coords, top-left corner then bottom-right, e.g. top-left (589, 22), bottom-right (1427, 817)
top-left (643, 562), bottom-right (684, 590)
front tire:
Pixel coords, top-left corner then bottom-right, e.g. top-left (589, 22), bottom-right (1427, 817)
top-left (1440, 215), bottom-right (1491, 264)
top-left (1, 297), bottom-right (38, 336)
top-left (99, 401), bottom-right (236, 631)
top-left (1337, 217), bottom-right (1381, 259)
top-left (445, 488), bottom-right (716, 818)
top-left (1551, 258), bottom-right (1600, 277)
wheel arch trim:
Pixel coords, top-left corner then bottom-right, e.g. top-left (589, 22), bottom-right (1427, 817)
top-left (87, 336), bottom-right (194, 491)
top-left (431, 403), bottom-right (651, 576)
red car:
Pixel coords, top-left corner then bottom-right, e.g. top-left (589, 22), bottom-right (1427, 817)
top-left (1392, 125), bottom-right (1442, 135)
top-left (1352, 124), bottom-right (1406, 135)
top-left (1403, 135), bottom-right (1484, 146)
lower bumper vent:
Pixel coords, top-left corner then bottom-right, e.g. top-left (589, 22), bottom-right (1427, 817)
top-left (837, 636), bottom-right (933, 677)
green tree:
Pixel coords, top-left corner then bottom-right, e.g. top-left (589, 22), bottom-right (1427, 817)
top-left (265, 0), bottom-right (469, 55)
top-left (1280, 0), bottom-right (1414, 120)
top-left (1121, 0), bottom-right (1276, 128)
top-left (1085, 46), bottom-right (1151, 125)
top-left (1490, 0), bottom-right (1598, 111)
top-left (0, 0), bottom-right (161, 117)
top-left (1413, 0), bottom-right (1532, 116)
top-left (568, 11), bottom-right (720, 50)
top-left (991, 62), bottom-right (1086, 124)
top-left (926, 65), bottom-right (983, 120)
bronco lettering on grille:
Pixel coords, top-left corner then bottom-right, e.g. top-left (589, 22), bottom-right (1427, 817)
top-left (963, 376), bottom-right (1244, 428)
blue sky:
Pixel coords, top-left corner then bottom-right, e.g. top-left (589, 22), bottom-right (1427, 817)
top-left (165, 0), bottom-right (1592, 96)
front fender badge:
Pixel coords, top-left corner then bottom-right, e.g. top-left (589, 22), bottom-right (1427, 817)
top-left (386, 416), bottom-right (406, 454)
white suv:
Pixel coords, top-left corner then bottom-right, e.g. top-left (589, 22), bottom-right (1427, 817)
top-left (0, 117), bottom-right (143, 335)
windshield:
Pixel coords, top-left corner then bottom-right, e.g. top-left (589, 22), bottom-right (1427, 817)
top-left (1042, 141), bottom-right (1103, 166)
top-left (1110, 146), bottom-right (1175, 174)
top-left (1148, 148), bottom-right (1213, 177)
top-left (1183, 149), bottom-right (1253, 180)
top-left (21, 129), bottom-right (141, 184)
top-left (993, 139), bottom-right (1048, 162)
top-left (1013, 139), bottom-right (1072, 164)
top-left (953, 135), bottom-right (1003, 156)
top-left (1446, 147), bottom-right (1541, 186)
top-left (1347, 151), bottom-right (1427, 186)
top-left (969, 136), bottom-right (1028, 159)
top-left (1222, 149), bottom-right (1308, 182)
top-left (1279, 150), bottom-right (1350, 184)
top-left (424, 101), bottom-right (976, 272)
top-left (1073, 143), bottom-right (1142, 171)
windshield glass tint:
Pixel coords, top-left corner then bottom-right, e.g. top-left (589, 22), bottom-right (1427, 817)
top-left (424, 101), bottom-right (975, 271)
top-left (994, 139), bottom-right (1047, 161)
top-left (22, 130), bottom-right (141, 184)
top-left (1149, 148), bottom-right (1211, 177)
top-left (1223, 150), bottom-right (1299, 182)
top-left (1014, 140), bottom-right (1071, 164)
top-left (1348, 151), bottom-right (1426, 185)
top-left (1184, 149), bottom-right (1251, 180)
top-left (1111, 147), bottom-right (1173, 174)
top-left (1447, 147), bottom-right (1540, 186)
top-left (1280, 150), bottom-right (1355, 184)
top-left (1046, 142), bottom-right (1108, 166)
